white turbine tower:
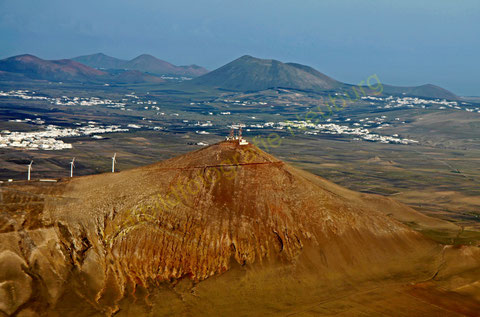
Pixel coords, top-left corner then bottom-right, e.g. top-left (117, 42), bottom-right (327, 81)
top-left (112, 153), bottom-right (117, 173)
top-left (27, 160), bottom-right (33, 181)
top-left (70, 158), bottom-right (75, 178)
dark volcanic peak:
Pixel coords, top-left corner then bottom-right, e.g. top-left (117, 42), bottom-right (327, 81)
top-left (129, 53), bottom-right (159, 62)
top-left (72, 52), bottom-right (127, 69)
top-left (125, 54), bottom-right (208, 77)
top-left (382, 83), bottom-right (458, 100)
top-left (189, 55), bottom-right (458, 99)
top-left (191, 55), bottom-right (342, 92)
top-left (73, 52), bottom-right (209, 77)
top-left (125, 54), bottom-right (175, 73)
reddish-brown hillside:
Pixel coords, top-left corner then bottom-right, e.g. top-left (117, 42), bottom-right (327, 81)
top-left (0, 54), bottom-right (166, 84)
top-left (0, 141), bottom-right (479, 316)
top-left (0, 54), bottom-right (107, 81)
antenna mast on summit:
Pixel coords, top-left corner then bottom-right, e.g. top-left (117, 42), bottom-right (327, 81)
top-left (238, 126), bottom-right (248, 145)
top-left (226, 124), bottom-right (248, 145)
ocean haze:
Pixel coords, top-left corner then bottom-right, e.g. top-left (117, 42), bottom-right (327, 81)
top-left (0, 0), bottom-right (479, 95)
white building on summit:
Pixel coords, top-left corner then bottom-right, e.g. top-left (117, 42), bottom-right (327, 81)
top-left (226, 127), bottom-right (249, 145)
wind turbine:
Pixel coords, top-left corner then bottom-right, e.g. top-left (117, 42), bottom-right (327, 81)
top-left (27, 160), bottom-right (33, 181)
top-left (70, 158), bottom-right (75, 178)
top-left (112, 153), bottom-right (117, 173)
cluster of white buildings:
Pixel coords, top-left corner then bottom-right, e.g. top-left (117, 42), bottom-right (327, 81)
top-left (190, 99), bottom-right (268, 108)
top-left (135, 100), bottom-right (157, 106)
top-left (362, 95), bottom-right (480, 113)
top-left (353, 115), bottom-right (403, 128)
top-left (0, 90), bottom-right (49, 101)
top-left (0, 90), bottom-right (161, 113)
top-left (9, 117), bottom-right (46, 125)
top-left (0, 124), bottom-right (128, 150)
top-left (194, 121), bottom-right (213, 127)
top-left (1, 89), bottom-right (127, 108)
top-left (278, 120), bottom-right (418, 144)
top-left (158, 75), bottom-right (192, 81)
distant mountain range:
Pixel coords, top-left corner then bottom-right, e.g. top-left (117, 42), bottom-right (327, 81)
top-left (73, 53), bottom-right (208, 77)
top-left (0, 53), bottom-right (458, 99)
top-left (0, 55), bottom-right (107, 82)
top-left (189, 55), bottom-right (458, 100)
top-left (0, 54), bottom-right (165, 84)
top-left (0, 53), bottom-right (208, 84)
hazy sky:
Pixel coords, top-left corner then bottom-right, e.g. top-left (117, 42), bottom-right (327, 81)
top-left (0, 0), bottom-right (478, 95)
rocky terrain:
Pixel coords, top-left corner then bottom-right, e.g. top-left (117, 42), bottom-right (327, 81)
top-left (1, 141), bottom-right (479, 316)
